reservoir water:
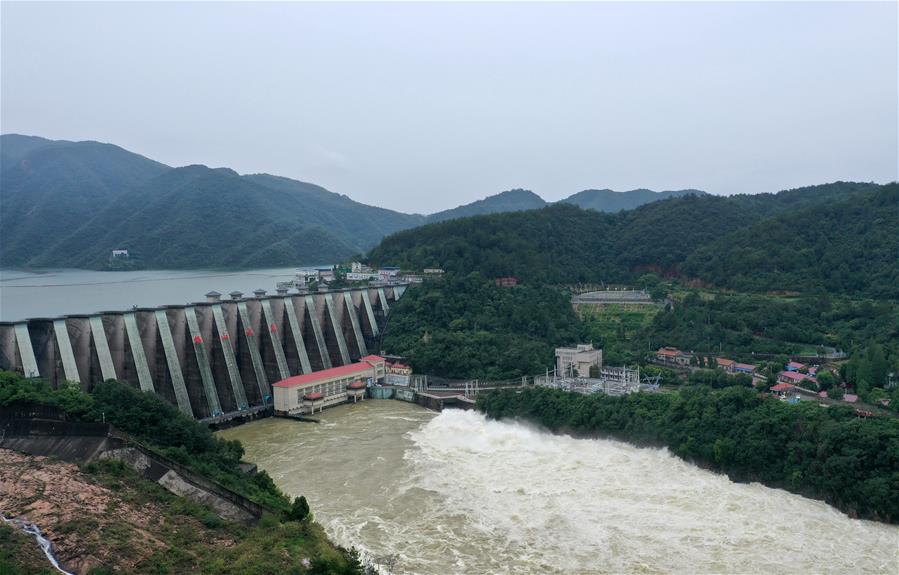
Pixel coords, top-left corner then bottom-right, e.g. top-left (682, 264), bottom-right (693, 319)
top-left (0, 267), bottom-right (305, 321)
top-left (219, 400), bottom-right (899, 575)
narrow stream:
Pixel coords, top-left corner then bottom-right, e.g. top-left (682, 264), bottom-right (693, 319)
top-left (1, 513), bottom-right (74, 575)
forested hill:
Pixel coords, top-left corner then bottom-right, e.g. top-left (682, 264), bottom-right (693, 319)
top-left (0, 135), bottom-right (169, 266)
top-left (2, 133), bottom-right (721, 270)
top-left (425, 187), bottom-right (709, 223)
top-left (560, 188), bottom-right (704, 212)
top-left (0, 134), bottom-right (423, 269)
top-left (27, 164), bottom-right (424, 269)
top-left (682, 184), bottom-right (899, 299)
top-left (426, 189), bottom-right (546, 223)
top-left (368, 181), bottom-right (894, 298)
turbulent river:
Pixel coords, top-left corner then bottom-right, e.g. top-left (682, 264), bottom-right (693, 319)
top-left (219, 400), bottom-right (898, 575)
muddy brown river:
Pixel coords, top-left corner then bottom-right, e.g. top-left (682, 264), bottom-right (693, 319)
top-left (219, 400), bottom-right (898, 574)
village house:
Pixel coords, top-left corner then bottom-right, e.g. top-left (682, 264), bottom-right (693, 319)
top-left (495, 277), bottom-right (518, 288)
top-left (716, 358), bottom-right (736, 372)
top-left (656, 347), bottom-right (692, 367)
top-left (778, 370), bottom-right (816, 387)
top-left (733, 362), bottom-right (757, 375)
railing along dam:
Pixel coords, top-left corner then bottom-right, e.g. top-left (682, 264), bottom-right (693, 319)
top-left (0, 286), bottom-right (407, 419)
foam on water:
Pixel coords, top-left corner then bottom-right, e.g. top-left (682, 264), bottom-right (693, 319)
top-left (219, 402), bottom-right (898, 575)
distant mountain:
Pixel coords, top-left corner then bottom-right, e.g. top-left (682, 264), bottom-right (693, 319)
top-left (3, 134), bottom-right (883, 274)
top-left (0, 134), bottom-right (170, 267)
top-left (560, 188), bottom-right (705, 212)
top-left (0, 134), bottom-right (421, 269)
top-left (28, 165), bottom-right (424, 270)
top-left (426, 189), bottom-right (546, 223)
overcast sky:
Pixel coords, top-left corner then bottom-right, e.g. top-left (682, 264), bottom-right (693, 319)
top-left (2, 2), bottom-right (896, 213)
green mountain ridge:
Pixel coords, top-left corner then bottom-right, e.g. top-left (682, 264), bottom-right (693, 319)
top-left (1, 134), bottom-right (888, 274)
top-left (426, 189), bottom-right (547, 223)
top-left (369, 181), bottom-right (892, 298)
top-left (560, 188), bottom-right (705, 212)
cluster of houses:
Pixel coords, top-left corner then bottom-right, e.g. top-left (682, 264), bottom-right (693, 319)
top-left (770, 361), bottom-right (866, 405)
top-left (286, 263), bottom-right (445, 289)
top-left (653, 347), bottom-right (758, 374)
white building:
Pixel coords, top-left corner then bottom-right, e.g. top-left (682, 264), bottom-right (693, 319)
top-left (555, 344), bottom-right (603, 378)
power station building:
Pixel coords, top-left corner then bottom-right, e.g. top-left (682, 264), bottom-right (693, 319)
top-left (273, 355), bottom-right (386, 415)
top-left (555, 344), bottom-right (602, 377)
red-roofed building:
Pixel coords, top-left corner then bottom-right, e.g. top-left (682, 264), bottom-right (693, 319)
top-left (778, 371), bottom-right (813, 385)
top-left (843, 394), bottom-right (858, 403)
top-left (771, 382), bottom-right (795, 393)
top-left (656, 347), bottom-right (692, 367)
top-left (716, 358), bottom-right (736, 372)
top-left (786, 361), bottom-right (806, 372)
top-left (273, 355), bottom-right (386, 415)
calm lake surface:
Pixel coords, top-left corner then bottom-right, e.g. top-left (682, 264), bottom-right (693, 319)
top-left (0, 267), bottom-right (308, 321)
top-left (219, 400), bottom-right (899, 575)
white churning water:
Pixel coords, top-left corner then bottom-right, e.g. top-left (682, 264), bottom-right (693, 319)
top-left (219, 401), bottom-right (899, 575)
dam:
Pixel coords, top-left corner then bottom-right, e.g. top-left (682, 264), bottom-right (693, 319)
top-left (0, 285), bottom-right (407, 419)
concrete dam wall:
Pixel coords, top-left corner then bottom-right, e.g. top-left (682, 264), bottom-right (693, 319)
top-left (0, 286), bottom-right (407, 419)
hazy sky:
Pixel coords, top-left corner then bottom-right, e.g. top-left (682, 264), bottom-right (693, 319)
top-left (2, 2), bottom-right (897, 213)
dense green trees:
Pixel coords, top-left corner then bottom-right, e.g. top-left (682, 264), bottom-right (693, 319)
top-left (370, 182), bottom-right (892, 298)
top-left (478, 386), bottom-right (899, 523)
top-left (383, 273), bottom-right (585, 379)
top-left (683, 185), bottom-right (899, 298)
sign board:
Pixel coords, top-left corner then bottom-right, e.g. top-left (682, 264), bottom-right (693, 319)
top-left (386, 373), bottom-right (411, 386)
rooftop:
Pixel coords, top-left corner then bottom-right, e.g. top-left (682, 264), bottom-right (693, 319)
top-left (771, 383), bottom-right (795, 392)
top-left (273, 356), bottom-right (384, 388)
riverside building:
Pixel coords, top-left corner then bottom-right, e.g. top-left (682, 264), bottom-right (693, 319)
top-left (273, 355), bottom-right (386, 415)
top-left (555, 344), bottom-right (602, 377)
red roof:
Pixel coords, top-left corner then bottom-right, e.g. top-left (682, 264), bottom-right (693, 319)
top-left (360, 355), bottom-right (385, 364)
top-left (273, 358), bottom-right (382, 388)
top-left (657, 348), bottom-right (681, 357)
top-left (787, 362), bottom-right (806, 370)
top-left (771, 383), bottom-right (795, 392)
top-left (304, 392), bottom-right (323, 400)
top-left (779, 371), bottom-right (807, 382)
top-left (843, 394), bottom-right (858, 403)
top-left (717, 358), bottom-right (735, 366)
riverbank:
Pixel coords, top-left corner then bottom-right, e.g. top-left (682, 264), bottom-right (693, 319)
top-left (0, 373), bottom-right (372, 574)
top-left (0, 449), bottom-right (364, 575)
top-left (219, 401), bottom-right (899, 575)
